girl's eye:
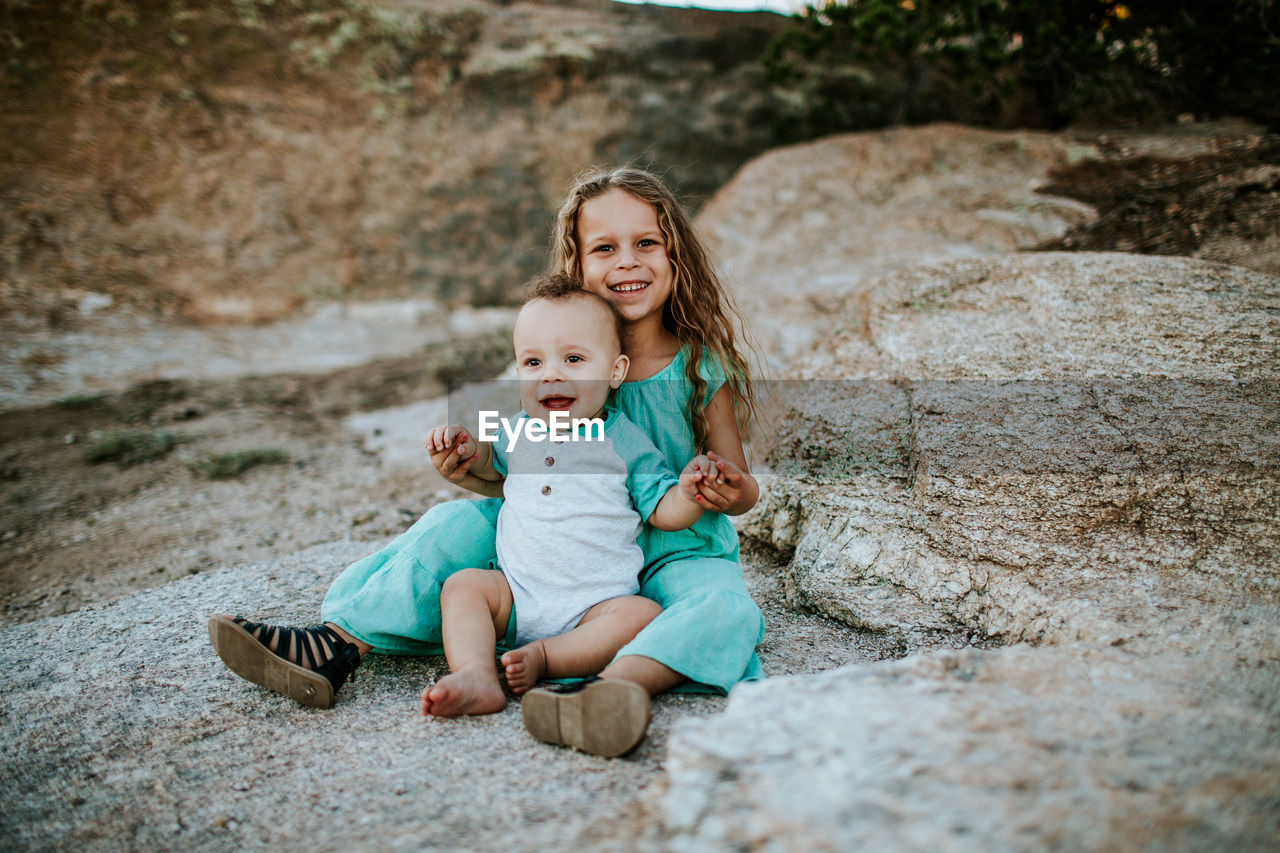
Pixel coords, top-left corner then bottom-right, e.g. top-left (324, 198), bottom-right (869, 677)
top-left (591, 243), bottom-right (613, 254)
top-left (638, 238), bottom-right (658, 247)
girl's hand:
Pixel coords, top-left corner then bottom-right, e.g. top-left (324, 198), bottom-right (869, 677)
top-left (692, 451), bottom-right (751, 514)
top-left (426, 425), bottom-right (477, 483)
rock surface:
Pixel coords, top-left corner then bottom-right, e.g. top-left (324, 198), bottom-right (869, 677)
top-left (652, 641), bottom-right (1280, 851)
top-left (700, 120), bottom-right (1275, 366)
top-left (740, 252), bottom-right (1280, 648)
top-left (700, 123), bottom-right (1099, 364)
top-left (0, 542), bottom-right (685, 849)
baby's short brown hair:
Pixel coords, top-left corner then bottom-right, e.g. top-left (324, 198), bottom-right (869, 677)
top-left (524, 272), bottom-right (625, 352)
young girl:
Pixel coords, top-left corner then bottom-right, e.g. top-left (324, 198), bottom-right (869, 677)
top-left (209, 167), bottom-right (764, 745)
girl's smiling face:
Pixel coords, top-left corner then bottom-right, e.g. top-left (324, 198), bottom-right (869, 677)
top-left (576, 188), bottom-right (674, 330)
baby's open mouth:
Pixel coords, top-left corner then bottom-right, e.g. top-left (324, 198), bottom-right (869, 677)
top-left (539, 395), bottom-right (575, 411)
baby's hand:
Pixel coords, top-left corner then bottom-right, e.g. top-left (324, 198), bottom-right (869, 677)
top-left (426, 425), bottom-right (477, 483)
top-left (679, 456), bottom-right (711, 503)
top-left (691, 451), bottom-right (747, 513)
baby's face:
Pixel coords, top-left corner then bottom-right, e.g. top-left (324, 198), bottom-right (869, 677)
top-left (512, 296), bottom-right (628, 423)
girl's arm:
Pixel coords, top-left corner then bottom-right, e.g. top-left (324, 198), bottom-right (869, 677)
top-left (695, 385), bottom-right (759, 515)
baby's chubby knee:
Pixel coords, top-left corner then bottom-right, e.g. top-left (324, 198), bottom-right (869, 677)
top-left (440, 567), bottom-right (502, 603)
top-left (595, 595), bottom-right (663, 635)
top-left (626, 596), bottom-right (663, 631)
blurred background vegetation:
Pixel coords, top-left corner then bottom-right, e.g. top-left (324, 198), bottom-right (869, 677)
top-left (764, 0), bottom-right (1280, 141)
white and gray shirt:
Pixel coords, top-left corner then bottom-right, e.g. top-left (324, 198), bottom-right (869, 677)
top-left (491, 408), bottom-right (679, 645)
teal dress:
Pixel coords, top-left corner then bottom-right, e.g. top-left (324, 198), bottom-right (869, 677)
top-left (321, 345), bottom-right (765, 693)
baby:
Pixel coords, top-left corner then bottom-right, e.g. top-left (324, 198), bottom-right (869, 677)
top-left (419, 273), bottom-right (707, 754)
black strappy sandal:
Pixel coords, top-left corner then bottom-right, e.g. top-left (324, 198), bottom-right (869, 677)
top-left (208, 615), bottom-right (361, 709)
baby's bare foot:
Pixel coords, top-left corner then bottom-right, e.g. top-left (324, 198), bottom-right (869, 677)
top-left (500, 640), bottom-right (547, 694)
top-left (420, 668), bottom-right (505, 717)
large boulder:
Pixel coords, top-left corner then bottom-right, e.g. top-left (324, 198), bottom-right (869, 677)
top-left (700, 123), bottom-right (1099, 364)
top-left (697, 127), bottom-right (1280, 648)
top-left (740, 252), bottom-right (1280, 649)
top-left (698, 121), bottom-right (1269, 366)
top-left (652, 641), bottom-right (1280, 851)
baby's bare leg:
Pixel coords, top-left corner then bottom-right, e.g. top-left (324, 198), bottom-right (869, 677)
top-left (501, 595), bottom-right (661, 694)
top-left (421, 569), bottom-right (511, 717)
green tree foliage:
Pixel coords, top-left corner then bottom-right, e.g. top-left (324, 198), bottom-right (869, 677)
top-left (1126, 1), bottom-right (1280, 123)
top-left (764, 0), bottom-right (1279, 139)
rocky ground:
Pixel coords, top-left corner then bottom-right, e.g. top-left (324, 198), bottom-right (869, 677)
top-left (0, 536), bottom-right (927, 850)
top-left (0, 325), bottom-right (513, 627)
top-left (2, 120), bottom-right (1277, 850)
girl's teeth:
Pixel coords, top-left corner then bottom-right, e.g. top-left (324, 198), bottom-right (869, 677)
top-left (613, 283), bottom-right (646, 292)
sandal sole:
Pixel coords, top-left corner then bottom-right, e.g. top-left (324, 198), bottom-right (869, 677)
top-left (208, 615), bottom-right (335, 709)
top-left (521, 679), bottom-right (650, 757)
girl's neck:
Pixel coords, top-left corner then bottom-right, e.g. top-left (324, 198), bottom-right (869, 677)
top-left (621, 320), bottom-right (681, 381)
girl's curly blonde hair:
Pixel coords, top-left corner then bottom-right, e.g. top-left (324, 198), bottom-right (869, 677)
top-left (550, 166), bottom-right (758, 453)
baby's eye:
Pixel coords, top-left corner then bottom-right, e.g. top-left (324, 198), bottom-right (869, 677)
top-left (523, 358), bottom-right (541, 368)
top-left (565, 354), bottom-right (584, 364)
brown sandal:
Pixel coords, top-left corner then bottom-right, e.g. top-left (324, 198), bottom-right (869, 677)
top-left (208, 615), bottom-right (360, 709)
top-left (520, 677), bottom-right (650, 757)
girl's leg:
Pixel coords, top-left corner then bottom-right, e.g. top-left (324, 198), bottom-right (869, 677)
top-left (323, 622), bottom-right (371, 656)
top-left (501, 595), bottom-right (661, 693)
top-left (321, 497), bottom-right (501, 654)
top-left (212, 498), bottom-right (501, 707)
top-left (599, 653), bottom-right (683, 697)
top-left (603, 556), bottom-right (765, 696)
top-left (420, 568), bottom-right (512, 717)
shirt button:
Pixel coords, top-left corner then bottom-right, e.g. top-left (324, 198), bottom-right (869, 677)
top-left (541, 485), bottom-right (551, 496)
top-left (545, 456), bottom-right (555, 467)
